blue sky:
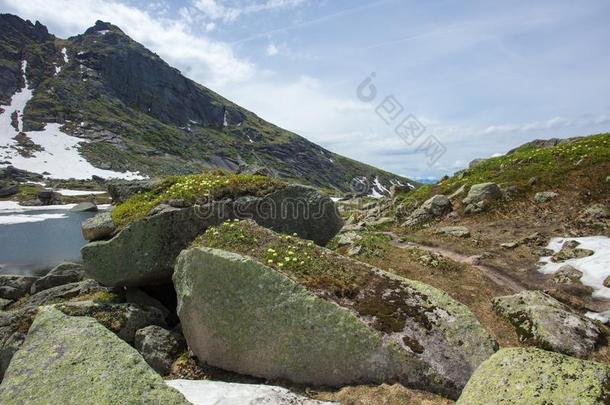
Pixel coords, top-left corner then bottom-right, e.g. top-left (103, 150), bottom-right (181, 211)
top-left (2, 0), bottom-right (610, 181)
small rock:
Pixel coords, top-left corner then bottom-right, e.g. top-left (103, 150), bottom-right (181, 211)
top-left (347, 245), bottom-right (362, 256)
top-left (402, 195), bottom-right (452, 226)
top-left (0, 183), bottom-right (18, 197)
top-left (500, 241), bottom-right (519, 249)
top-left (551, 242), bottom-right (594, 262)
top-left (56, 301), bottom-right (166, 343)
top-left (70, 202), bottom-right (98, 212)
top-left (462, 183), bottom-right (502, 214)
top-left (553, 265), bottom-right (583, 285)
top-left (337, 231), bottom-right (360, 247)
top-left (168, 199), bottom-right (188, 208)
top-left (435, 226), bottom-right (470, 238)
top-left (81, 211), bottom-right (116, 241)
top-left (135, 325), bottom-right (186, 375)
top-left (580, 204), bottom-right (609, 220)
top-left (534, 191), bottom-right (558, 203)
top-left (21, 279), bottom-right (111, 309)
top-left (527, 177), bottom-right (537, 186)
top-left (369, 216), bottom-right (394, 226)
top-left (30, 262), bottom-right (84, 294)
top-left (37, 189), bottom-right (61, 205)
top-left (604, 276), bottom-right (610, 288)
top-left (0, 275), bottom-right (38, 300)
top-left (125, 288), bottom-right (171, 321)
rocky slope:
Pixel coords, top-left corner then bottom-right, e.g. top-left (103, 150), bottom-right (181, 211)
top-left (0, 14), bottom-right (413, 193)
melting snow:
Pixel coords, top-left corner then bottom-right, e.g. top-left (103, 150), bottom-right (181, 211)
top-left (0, 213), bottom-right (68, 225)
top-left (165, 379), bottom-right (329, 405)
top-left (98, 30), bottom-right (109, 35)
top-left (55, 189), bottom-right (106, 196)
top-left (0, 201), bottom-right (76, 212)
top-left (538, 236), bottom-right (610, 299)
top-left (0, 61), bottom-right (144, 180)
top-left (61, 48), bottom-right (69, 63)
top-left (223, 110), bottom-right (229, 127)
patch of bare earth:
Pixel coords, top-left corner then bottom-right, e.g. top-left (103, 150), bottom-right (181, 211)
top-left (313, 383), bottom-right (453, 405)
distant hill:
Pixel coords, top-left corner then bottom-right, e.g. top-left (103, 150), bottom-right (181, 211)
top-left (0, 14), bottom-right (415, 193)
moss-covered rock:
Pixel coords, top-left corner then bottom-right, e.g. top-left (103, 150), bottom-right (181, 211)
top-left (0, 307), bottom-right (188, 404)
top-left (174, 226), bottom-right (497, 399)
top-left (456, 348), bottom-right (610, 404)
top-left (55, 301), bottom-right (166, 343)
top-left (82, 184), bottom-right (342, 287)
top-left (492, 290), bottom-right (601, 358)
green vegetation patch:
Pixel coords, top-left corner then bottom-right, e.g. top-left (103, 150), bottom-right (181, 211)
top-left (396, 133), bottom-right (610, 205)
top-left (194, 220), bottom-right (437, 334)
top-left (112, 171), bottom-right (285, 228)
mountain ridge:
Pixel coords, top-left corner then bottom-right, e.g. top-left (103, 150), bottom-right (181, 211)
top-left (0, 14), bottom-right (416, 194)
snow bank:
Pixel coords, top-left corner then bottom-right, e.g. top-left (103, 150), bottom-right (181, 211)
top-left (165, 380), bottom-right (329, 405)
top-left (0, 60), bottom-right (144, 180)
top-left (538, 236), bottom-right (610, 299)
top-left (55, 189), bottom-right (106, 196)
top-left (0, 201), bottom-right (77, 212)
top-left (0, 213), bottom-right (67, 225)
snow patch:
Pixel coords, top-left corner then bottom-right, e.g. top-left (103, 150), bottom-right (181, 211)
top-left (0, 213), bottom-right (68, 225)
top-left (61, 48), bottom-right (69, 63)
top-left (0, 61), bottom-right (144, 180)
top-left (97, 30), bottom-right (109, 35)
top-left (0, 201), bottom-right (77, 212)
top-left (223, 110), bottom-right (229, 127)
top-left (165, 379), bottom-right (330, 405)
top-left (537, 236), bottom-right (610, 299)
top-left (586, 311), bottom-right (609, 324)
top-left (55, 189), bottom-right (106, 196)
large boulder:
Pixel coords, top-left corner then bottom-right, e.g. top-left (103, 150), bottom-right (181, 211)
top-left (107, 179), bottom-right (158, 203)
top-left (462, 183), bottom-right (502, 214)
top-left (81, 211), bottom-right (116, 241)
top-left (0, 307), bottom-right (188, 403)
top-left (0, 275), bottom-right (38, 300)
top-left (82, 185), bottom-right (342, 287)
top-left (402, 195), bottom-right (452, 227)
top-left (165, 379), bottom-right (332, 405)
top-left (134, 325), bottom-right (186, 375)
top-left (456, 348), bottom-right (610, 405)
top-left (0, 183), bottom-right (18, 197)
top-left (30, 262), bottom-right (84, 294)
top-left (174, 226), bottom-right (497, 399)
top-left (492, 290), bottom-right (602, 358)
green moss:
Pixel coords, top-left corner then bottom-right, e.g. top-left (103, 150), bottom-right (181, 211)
top-left (194, 220), bottom-right (439, 334)
top-left (111, 171), bottom-right (285, 227)
top-left (396, 133), bottom-right (610, 204)
top-left (357, 231), bottom-right (391, 258)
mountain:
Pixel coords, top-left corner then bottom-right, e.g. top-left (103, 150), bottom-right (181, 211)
top-left (0, 14), bottom-right (415, 193)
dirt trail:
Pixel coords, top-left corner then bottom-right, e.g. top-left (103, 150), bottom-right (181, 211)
top-left (379, 231), bottom-right (527, 293)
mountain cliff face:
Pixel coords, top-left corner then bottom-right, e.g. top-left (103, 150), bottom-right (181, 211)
top-left (0, 15), bottom-right (415, 193)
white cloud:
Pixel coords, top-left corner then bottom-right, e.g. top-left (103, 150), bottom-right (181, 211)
top-left (0, 0), bottom-right (253, 87)
top-left (266, 43), bottom-right (279, 56)
top-left (192, 0), bottom-right (307, 23)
